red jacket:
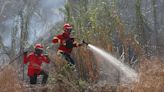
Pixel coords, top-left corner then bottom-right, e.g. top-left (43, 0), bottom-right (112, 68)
top-left (23, 52), bottom-right (49, 77)
top-left (52, 33), bottom-right (81, 54)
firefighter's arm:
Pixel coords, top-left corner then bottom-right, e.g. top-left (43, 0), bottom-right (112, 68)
top-left (52, 36), bottom-right (61, 44)
top-left (73, 41), bottom-right (83, 47)
top-left (70, 38), bottom-right (83, 47)
top-left (42, 54), bottom-right (50, 63)
top-left (23, 52), bottom-right (29, 64)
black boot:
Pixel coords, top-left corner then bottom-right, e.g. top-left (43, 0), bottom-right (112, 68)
top-left (30, 74), bottom-right (37, 84)
top-left (40, 71), bottom-right (48, 85)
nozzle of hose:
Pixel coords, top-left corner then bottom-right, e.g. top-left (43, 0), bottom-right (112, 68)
top-left (82, 40), bottom-right (88, 45)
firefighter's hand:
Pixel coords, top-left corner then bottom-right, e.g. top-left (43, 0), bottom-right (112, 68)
top-left (44, 53), bottom-right (49, 57)
top-left (44, 54), bottom-right (50, 62)
top-left (23, 51), bottom-right (28, 55)
top-left (78, 43), bottom-right (84, 46)
top-left (78, 40), bottom-right (88, 46)
top-left (23, 49), bottom-right (29, 55)
top-left (61, 40), bottom-right (66, 46)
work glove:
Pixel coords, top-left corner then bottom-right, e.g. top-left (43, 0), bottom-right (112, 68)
top-left (23, 50), bottom-right (28, 55)
top-left (44, 53), bottom-right (49, 58)
top-left (61, 40), bottom-right (66, 46)
top-left (44, 53), bottom-right (50, 62)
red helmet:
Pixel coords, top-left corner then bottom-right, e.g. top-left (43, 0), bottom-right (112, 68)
top-left (35, 44), bottom-right (43, 50)
top-left (63, 23), bottom-right (72, 31)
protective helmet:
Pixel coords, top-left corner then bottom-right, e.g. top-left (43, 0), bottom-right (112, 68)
top-left (35, 44), bottom-right (43, 50)
top-left (63, 23), bottom-right (72, 32)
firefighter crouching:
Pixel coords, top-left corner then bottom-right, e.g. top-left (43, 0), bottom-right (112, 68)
top-left (23, 44), bottom-right (50, 85)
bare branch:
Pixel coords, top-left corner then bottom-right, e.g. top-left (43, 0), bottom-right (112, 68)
top-left (0, 0), bottom-right (10, 16)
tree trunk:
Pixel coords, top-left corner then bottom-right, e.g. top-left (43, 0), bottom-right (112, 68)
top-left (150, 0), bottom-right (158, 56)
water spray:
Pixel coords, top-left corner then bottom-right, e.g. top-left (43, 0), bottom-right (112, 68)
top-left (86, 44), bottom-right (138, 82)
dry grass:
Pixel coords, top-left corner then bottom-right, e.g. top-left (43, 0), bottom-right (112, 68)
top-left (1, 46), bottom-right (164, 92)
top-left (131, 58), bottom-right (164, 92)
top-left (0, 66), bottom-right (24, 92)
top-left (115, 58), bottom-right (164, 92)
top-left (84, 58), bottom-right (164, 92)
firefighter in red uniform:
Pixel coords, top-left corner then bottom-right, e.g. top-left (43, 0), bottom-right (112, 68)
top-left (24, 44), bottom-right (50, 85)
top-left (52, 23), bottom-right (84, 66)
